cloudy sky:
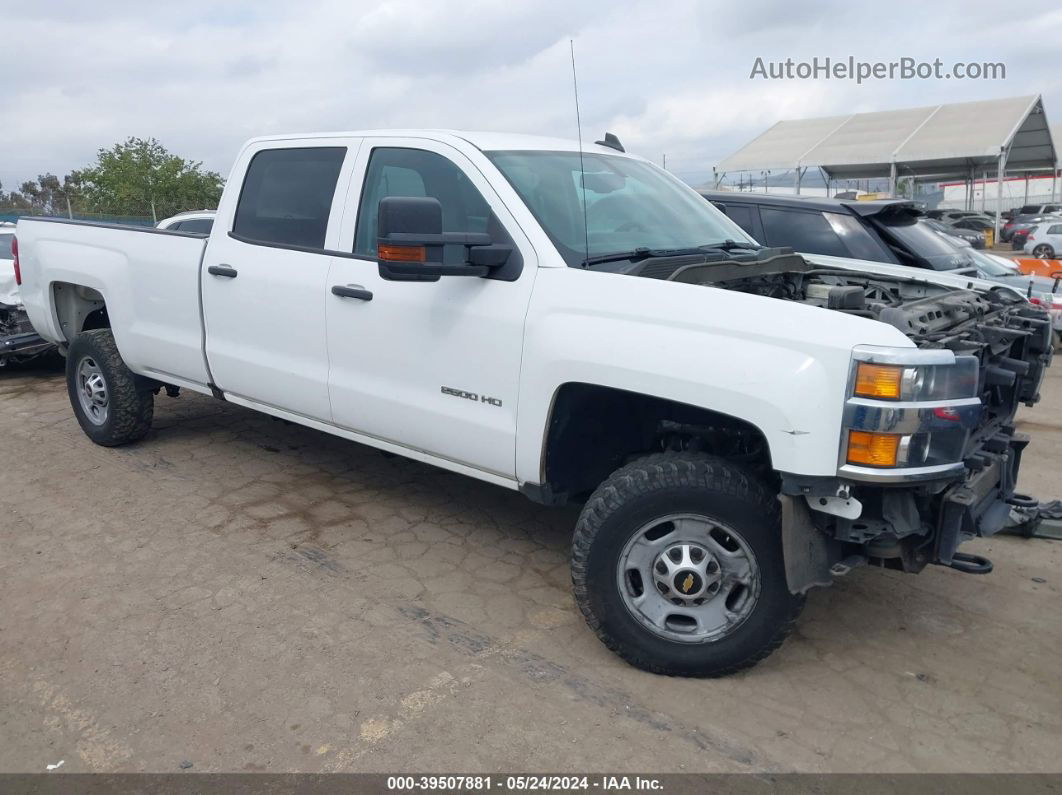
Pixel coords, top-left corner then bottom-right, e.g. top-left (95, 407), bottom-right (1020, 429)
top-left (2, 0), bottom-right (1061, 191)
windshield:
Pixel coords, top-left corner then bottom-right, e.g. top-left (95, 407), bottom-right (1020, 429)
top-left (966, 249), bottom-right (1018, 277)
top-left (872, 216), bottom-right (969, 270)
top-left (485, 151), bottom-right (755, 266)
top-left (0, 233), bottom-right (13, 260)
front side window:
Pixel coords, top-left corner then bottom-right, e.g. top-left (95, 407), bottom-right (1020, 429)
top-left (354, 148), bottom-right (491, 264)
top-left (234, 147), bottom-right (346, 248)
top-left (486, 151), bottom-right (753, 267)
top-left (759, 208), bottom-right (849, 258)
top-left (722, 204), bottom-right (757, 237)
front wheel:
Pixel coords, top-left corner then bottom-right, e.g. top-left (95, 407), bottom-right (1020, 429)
top-left (571, 453), bottom-right (803, 677)
top-left (66, 329), bottom-right (154, 446)
top-left (1032, 244), bottom-right (1055, 259)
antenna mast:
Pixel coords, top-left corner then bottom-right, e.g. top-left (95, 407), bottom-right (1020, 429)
top-left (570, 39), bottom-right (590, 266)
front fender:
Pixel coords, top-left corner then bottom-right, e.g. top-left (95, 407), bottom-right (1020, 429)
top-left (515, 268), bottom-right (912, 484)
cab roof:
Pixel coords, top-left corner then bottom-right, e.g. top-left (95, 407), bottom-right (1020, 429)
top-left (244, 129), bottom-right (635, 157)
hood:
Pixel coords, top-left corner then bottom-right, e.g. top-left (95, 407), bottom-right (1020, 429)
top-left (992, 272), bottom-right (1059, 297)
top-left (798, 252), bottom-right (1006, 294)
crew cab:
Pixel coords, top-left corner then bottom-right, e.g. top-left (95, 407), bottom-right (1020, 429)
top-left (13, 130), bottom-right (1053, 676)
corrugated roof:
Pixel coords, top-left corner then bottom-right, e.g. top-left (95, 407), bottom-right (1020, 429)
top-left (717, 95), bottom-right (1055, 180)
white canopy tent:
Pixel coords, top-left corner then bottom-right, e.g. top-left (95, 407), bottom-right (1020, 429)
top-left (715, 95), bottom-right (1057, 237)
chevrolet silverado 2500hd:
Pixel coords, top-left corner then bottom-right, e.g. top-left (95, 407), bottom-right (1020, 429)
top-left (14, 131), bottom-right (1052, 676)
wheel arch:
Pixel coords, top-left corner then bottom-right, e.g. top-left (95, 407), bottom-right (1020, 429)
top-left (523, 382), bottom-right (775, 504)
top-left (51, 281), bottom-right (108, 343)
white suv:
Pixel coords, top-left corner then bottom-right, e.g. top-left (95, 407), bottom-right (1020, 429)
top-left (1024, 221), bottom-right (1062, 259)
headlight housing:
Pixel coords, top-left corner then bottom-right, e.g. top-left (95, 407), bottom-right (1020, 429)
top-left (840, 346), bottom-right (981, 481)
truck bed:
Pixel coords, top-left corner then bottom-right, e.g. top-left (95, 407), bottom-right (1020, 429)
top-left (15, 217), bottom-right (213, 389)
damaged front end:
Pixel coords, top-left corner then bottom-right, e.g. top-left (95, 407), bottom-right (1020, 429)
top-left (639, 247), bottom-right (1054, 590)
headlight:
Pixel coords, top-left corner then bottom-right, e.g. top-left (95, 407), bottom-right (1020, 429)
top-left (840, 346), bottom-right (982, 480)
top-left (852, 359), bottom-right (978, 402)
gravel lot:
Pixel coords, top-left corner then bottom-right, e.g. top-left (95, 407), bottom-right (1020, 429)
top-left (1, 359), bottom-right (1060, 774)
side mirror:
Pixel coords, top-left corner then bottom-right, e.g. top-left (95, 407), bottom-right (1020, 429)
top-left (376, 196), bottom-right (511, 282)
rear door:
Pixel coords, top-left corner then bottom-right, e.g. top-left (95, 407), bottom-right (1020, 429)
top-left (202, 142), bottom-right (357, 421)
top-left (324, 138), bottom-right (537, 478)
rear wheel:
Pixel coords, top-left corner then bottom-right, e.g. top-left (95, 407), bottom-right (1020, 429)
top-left (571, 452), bottom-right (803, 677)
top-left (1033, 244), bottom-right (1055, 259)
top-left (66, 329), bottom-right (153, 446)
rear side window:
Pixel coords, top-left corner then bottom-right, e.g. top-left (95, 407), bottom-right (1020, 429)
top-left (759, 208), bottom-right (849, 258)
top-left (354, 148), bottom-right (490, 263)
top-left (0, 233), bottom-right (13, 259)
top-left (722, 204), bottom-right (757, 237)
top-left (234, 147), bottom-right (346, 248)
top-left (822, 212), bottom-right (892, 262)
top-left (1047, 225), bottom-right (1062, 235)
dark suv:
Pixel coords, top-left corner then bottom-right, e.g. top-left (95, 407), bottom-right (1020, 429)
top-left (699, 191), bottom-right (969, 271)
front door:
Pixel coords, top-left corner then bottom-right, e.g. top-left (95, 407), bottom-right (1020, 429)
top-left (202, 144), bottom-right (351, 421)
top-left (325, 139), bottom-right (537, 478)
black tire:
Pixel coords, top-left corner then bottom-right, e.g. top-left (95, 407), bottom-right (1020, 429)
top-left (1032, 244), bottom-right (1055, 259)
top-left (66, 329), bottom-right (153, 446)
top-left (572, 452), bottom-right (803, 677)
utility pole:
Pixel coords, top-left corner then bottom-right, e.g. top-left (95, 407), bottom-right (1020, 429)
top-left (66, 195), bottom-right (73, 219)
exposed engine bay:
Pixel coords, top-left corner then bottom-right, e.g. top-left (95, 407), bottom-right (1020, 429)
top-left (627, 247), bottom-right (1039, 351)
top-left (612, 247), bottom-right (1055, 583)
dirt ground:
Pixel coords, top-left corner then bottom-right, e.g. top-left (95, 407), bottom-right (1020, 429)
top-left (1, 358), bottom-right (1060, 774)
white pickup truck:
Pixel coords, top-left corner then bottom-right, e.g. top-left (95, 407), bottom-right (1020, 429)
top-left (14, 130), bottom-right (1052, 676)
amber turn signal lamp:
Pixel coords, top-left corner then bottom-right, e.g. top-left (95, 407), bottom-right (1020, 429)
top-left (846, 431), bottom-right (901, 467)
top-left (853, 362), bottom-right (902, 399)
top-left (378, 243), bottom-right (426, 262)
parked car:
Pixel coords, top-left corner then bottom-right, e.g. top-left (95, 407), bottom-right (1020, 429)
top-left (925, 209), bottom-right (983, 222)
top-left (1024, 220), bottom-right (1062, 259)
top-left (1, 222), bottom-right (54, 366)
top-left (1004, 214), bottom-right (1060, 244)
top-left (15, 130), bottom-right (1052, 676)
top-left (156, 210), bottom-right (215, 234)
top-left (1018, 203), bottom-right (1062, 216)
top-left (923, 218), bottom-right (983, 249)
top-left (701, 191), bottom-right (970, 269)
top-left (949, 216), bottom-right (995, 232)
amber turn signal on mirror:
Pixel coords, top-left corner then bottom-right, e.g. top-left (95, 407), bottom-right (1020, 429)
top-left (377, 243), bottom-right (426, 262)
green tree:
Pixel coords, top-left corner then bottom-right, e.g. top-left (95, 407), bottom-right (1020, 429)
top-left (73, 137), bottom-right (223, 222)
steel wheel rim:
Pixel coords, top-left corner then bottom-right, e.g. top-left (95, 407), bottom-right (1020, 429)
top-left (616, 513), bottom-right (760, 643)
top-left (76, 356), bottom-right (109, 426)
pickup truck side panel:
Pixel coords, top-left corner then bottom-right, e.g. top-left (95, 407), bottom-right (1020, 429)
top-left (17, 221), bottom-right (211, 389)
top-left (515, 267), bottom-right (913, 483)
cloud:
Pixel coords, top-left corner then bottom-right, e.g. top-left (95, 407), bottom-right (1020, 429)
top-left (0, 0), bottom-right (1058, 191)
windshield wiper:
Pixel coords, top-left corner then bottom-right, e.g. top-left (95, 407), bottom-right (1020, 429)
top-left (708, 239), bottom-right (764, 252)
top-left (581, 241), bottom-right (762, 268)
